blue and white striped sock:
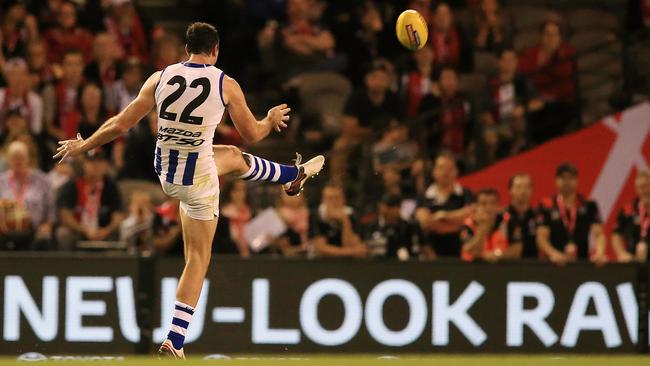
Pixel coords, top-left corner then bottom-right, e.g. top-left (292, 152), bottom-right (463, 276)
top-left (240, 153), bottom-right (299, 184)
top-left (166, 300), bottom-right (194, 350)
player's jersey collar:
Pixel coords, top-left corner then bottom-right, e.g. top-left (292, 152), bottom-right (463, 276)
top-left (181, 62), bottom-right (212, 68)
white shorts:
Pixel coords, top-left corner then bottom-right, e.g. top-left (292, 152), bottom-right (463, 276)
top-left (160, 172), bottom-right (220, 221)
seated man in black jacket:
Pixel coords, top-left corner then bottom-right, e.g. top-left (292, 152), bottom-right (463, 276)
top-left (363, 194), bottom-right (416, 260)
top-left (309, 182), bottom-right (368, 258)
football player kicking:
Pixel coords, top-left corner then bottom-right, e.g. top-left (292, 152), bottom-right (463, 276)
top-left (54, 22), bottom-right (324, 359)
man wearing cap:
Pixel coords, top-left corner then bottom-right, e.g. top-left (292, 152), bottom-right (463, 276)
top-left (536, 162), bottom-right (606, 265)
top-left (611, 170), bottom-right (650, 262)
top-left (55, 148), bottom-right (125, 249)
top-left (362, 194), bottom-right (416, 260)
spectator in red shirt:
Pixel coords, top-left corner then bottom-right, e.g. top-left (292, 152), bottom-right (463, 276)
top-left (43, 0), bottom-right (94, 64)
top-left (46, 49), bottom-right (85, 140)
top-left (518, 20), bottom-right (577, 103)
top-left (401, 47), bottom-right (434, 118)
top-left (518, 20), bottom-right (578, 143)
top-left (104, 0), bottom-right (149, 64)
top-left (0, 58), bottom-right (44, 137)
top-left (417, 67), bottom-right (473, 163)
top-left (461, 188), bottom-right (520, 262)
top-left (429, 2), bottom-right (472, 72)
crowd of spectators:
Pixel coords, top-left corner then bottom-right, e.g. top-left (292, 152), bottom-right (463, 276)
top-left (0, 0), bottom-right (646, 264)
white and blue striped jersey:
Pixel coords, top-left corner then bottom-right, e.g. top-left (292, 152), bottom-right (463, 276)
top-left (153, 62), bottom-right (226, 185)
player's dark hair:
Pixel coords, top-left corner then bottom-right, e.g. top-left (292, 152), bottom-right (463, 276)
top-left (478, 187), bottom-right (499, 200)
top-left (185, 22), bottom-right (220, 55)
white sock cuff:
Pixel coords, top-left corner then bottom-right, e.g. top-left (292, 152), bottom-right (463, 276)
top-left (240, 153), bottom-right (256, 179)
top-left (175, 300), bottom-right (195, 312)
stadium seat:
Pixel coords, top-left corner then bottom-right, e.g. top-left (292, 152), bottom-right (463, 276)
top-left (576, 51), bottom-right (613, 73)
top-left (570, 31), bottom-right (616, 54)
top-left (567, 8), bottom-right (618, 32)
top-left (474, 52), bottom-right (499, 76)
top-left (513, 29), bottom-right (539, 52)
top-left (578, 73), bottom-right (610, 92)
top-left (291, 72), bottom-right (352, 135)
top-left (629, 40), bottom-right (650, 77)
top-left (581, 102), bottom-right (613, 125)
top-left (581, 78), bottom-right (617, 102)
top-left (459, 73), bottom-right (487, 101)
top-left (578, 57), bottom-right (621, 83)
top-left (509, 5), bottom-right (559, 31)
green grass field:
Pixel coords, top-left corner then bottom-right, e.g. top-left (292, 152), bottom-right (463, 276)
top-left (1, 355), bottom-right (650, 366)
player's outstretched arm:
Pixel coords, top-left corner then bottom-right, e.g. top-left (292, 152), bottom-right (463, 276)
top-left (222, 75), bottom-right (290, 144)
top-left (54, 71), bottom-right (161, 163)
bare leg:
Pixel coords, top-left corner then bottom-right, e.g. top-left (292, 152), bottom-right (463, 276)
top-left (175, 208), bottom-right (218, 307)
top-left (212, 145), bottom-right (249, 176)
top-left (158, 207), bottom-right (217, 358)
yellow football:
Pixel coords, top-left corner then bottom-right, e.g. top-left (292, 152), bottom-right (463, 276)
top-left (395, 9), bottom-right (429, 51)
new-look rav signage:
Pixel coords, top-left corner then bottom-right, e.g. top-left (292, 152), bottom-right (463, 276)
top-left (0, 255), bottom-right (646, 354)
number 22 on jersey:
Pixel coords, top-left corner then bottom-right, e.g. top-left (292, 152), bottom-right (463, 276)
top-left (159, 75), bottom-right (211, 125)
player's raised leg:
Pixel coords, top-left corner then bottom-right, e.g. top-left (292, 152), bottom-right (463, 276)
top-left (212, 145), bottom-right (325, 196)
top-left (159, 208), bottom-right (217, 360)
